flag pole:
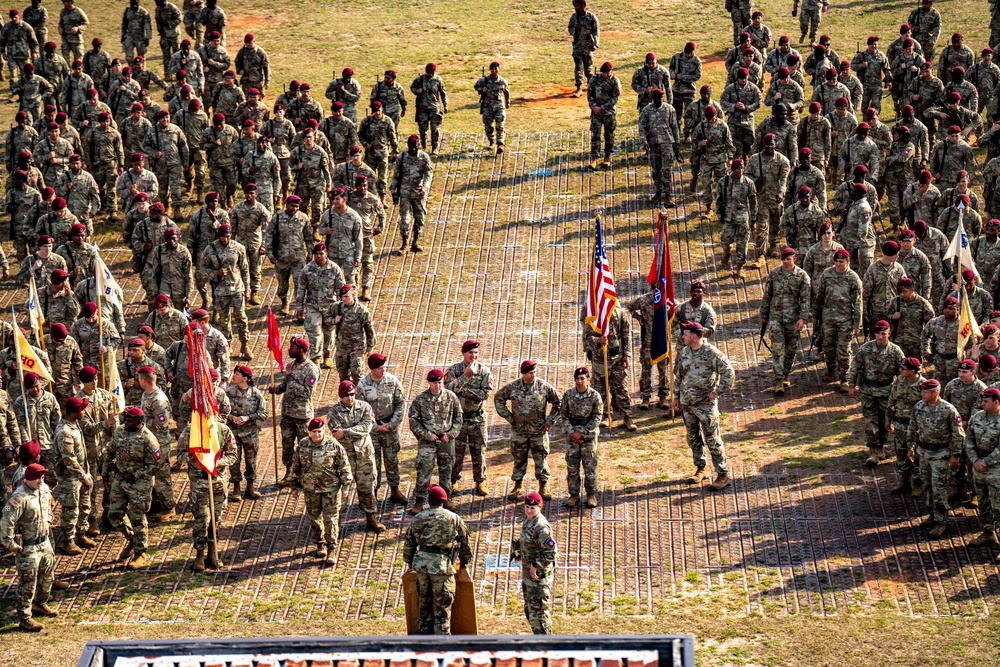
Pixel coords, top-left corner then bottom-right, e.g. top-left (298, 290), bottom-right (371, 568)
top-left (269, 353), bottom-right (279, 485)
top-left (11, 307), bottom-right (32, 442)
top-left (667, 318), bottom-right (675, 418)
top-left (208, 464), bottom-right (219, 553)
top-left (96, 288), bottom-right (106, 391)
top-left (602, 344), bottom-right (613, 423)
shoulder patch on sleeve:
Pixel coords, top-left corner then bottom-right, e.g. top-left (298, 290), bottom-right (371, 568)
top-left (308, 376), bottom-right (317, 386)
top-left (957, 414), bottom-right (963, 424)
top-left (544, 537), bottom-right (556, 548)
top-left (154, 448), bottom-right (162, 459)
top-left (157, 413), bottom-right (166, 422)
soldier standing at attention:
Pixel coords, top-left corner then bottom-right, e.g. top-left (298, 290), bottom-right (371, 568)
top-left (181, 417), bottom-right (236, 571)
top-left (53, 395), bottom-right (92, 555)
top-left (0, 463), bottom-right (57, 632)
top-left (581, 301), bottom-right (635, 431)
top-left (445, 339), bottom-right (494, 497)
top-left (288, 416), bottom-right (352, 565)
top-left (673, 322), bottom-right (735, 490)
top-left (568, 0), bottom-right (598, 97)
top-left (390, 134), bottom-right (433, 254)
top-left (327, 380), bottom-right (384, 532)
top-left (403, 484), bottom-right (472, 636)
top-left (559, 366), bottom-right (602, 508)
top-left (813, 248), bottom-right (863, 389)
top-left (965, 386), bottom-right (1000, 558)
top-left (887, 357), bottom-right (927, 496)
top-left (494, 360), bottom-right (561, 501)
top-left (849, 321), bottom-right (906, 466)
top-left (638, 87), bottom-right (680, 206)
top-left (907, 378), bottom-right (965, 538)
top-left (225, 365), bottom-right (267, 500)
top-left (408, 368), bottom-right (463, 515)
top-left (512, 491), bottom-right (557, 634)
top-left (474, 62), bottom-right (510, 155)
top-left (761, 247), bottom-right (811, 396)
top-left (332, 283), bottom-right (375, 384)
top-left (270, 336), bottom-right (319, 486)
top-left (357, 353), bottom-right (406, 503)
top-left (587, 61), bottom-right (621, 170)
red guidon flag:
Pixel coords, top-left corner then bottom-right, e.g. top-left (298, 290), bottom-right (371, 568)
top-left (267, 308), bottom-right (284, 371)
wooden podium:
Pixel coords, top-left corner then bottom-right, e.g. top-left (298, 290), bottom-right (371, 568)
top-left (403, 568), bottom-right (478, 635)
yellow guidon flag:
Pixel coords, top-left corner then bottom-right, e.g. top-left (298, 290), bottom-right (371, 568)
top-left (957, 283), bottom-right (982, 358)
top-left (13, 318), bottom-right (52, 383)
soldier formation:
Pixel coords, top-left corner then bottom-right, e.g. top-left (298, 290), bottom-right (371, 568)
top-left (3, 0), bottom-right (1000, 640)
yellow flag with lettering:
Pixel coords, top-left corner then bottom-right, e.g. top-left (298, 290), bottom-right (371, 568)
top-left (14, 323), bottom-right (52, 382)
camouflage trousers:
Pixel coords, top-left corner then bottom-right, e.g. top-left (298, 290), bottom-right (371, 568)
top-left (572, 49), bottom-right (594, 88)
top-left (278, 157), bottom-right (292, 193)
top-left (639, 347), bottom-right (668, 400)
top-left (159, 36), bottom-right (179, 72)
top-left (304, 306), bottom-right (335, 359)
top-left (92, 163), bottom-right (120, 213)
top-left (929, 274), bottom-right (946, 314)
top-left (154, 162), bottom-right (185, 206)
top-left (894, 333), bottom-right (923, 361)
top-left (347, 447), bottom-right (378, 513)
top-left (61, 43), bottom-right (84, 65)
top-left (589, 112), bottom-right (617, 159)
top-left (336, 349), bottom-right (365, 385)
top-left (122, 37), bottom-right (149, 62)
top-left (698, 161), bottom-right (727, 211)
top-left (885, 179), bottom-right (909, 228)
top-left (565, 436), bottom-right (599, 496)
top-left (6, 58), bottom-right (27, 86)
top-left (510, 433), bottom-right (551, 483)
top-left (13, 546), bottom-right (55, 620)
top-left (416, 109), bottom-right (444, 150)
top-left (482, 107), bottom-right (506, 147)
top-left (646, 144), bottom-right (675, 198)
top-left (55, 476), bottom-right (92, 542)
top-left (274, 257), bottom-right (306, 306)
top-left (361, 237), bottom-right (375, 291)
top-left (208, 162), bottom-right (238, 200)
top-left (12, 222), bottom-right (35, 260)
top-left (681, 400), bottom-right (728, 473)
top-left (799, 8), bottom-right (821, 40)
top-left (372, 429), bottom-right (401, 487)
top-left (151, 443), bottom-right (176, 510)
top-left (332, 256), bottom-right (357, 285)
top-left (183, 13), bottom-right (204, 47)
top-left (861, 85), bottom-right (884, 115)
top-left (919, 41), bottom-right (936, 64)
top-left (231, 432), bottom-right (260, 484)
top-left (364, 153), bottom-right (391, 197)
top-left (213, 292), bottom-right (249, 343)
top-left (305, 487), bottom-right (344, 547)
top-left (245, 242), bottom-right (263, 291)
top-left (757, 200), bottom-right (783, 253)
top-left (39, 449), bottom-right (60, 489)
top-left (918, 446), bottom-right (953, 523)
top-left (767, 318), bottom-right (800, 380)
top-left (973, 467), bottom-right (1000, 532)
top-left (296, 183), bottom-right (326, 235)
top-left (108, 475), bottom-right (152, 552)
top-left (822, 317), bottom-right (854, 380)
top-left (171, 379), bottom-right (193, 432)
top-left (892, 420), bottom-right (922, 486)
top-left (190, 476), bottom-right (227, 549)
top-left (414, 439), bottom-right (453, 501)
top-left (721, 220), bottom-right (750, 267)
top-left (451, 420), bottom-right (487, 484)
top-left (729, 125), bottom-right (754, 160)
top-left (522, 576), bottom-right (553, 634)
top-left (849, 245), bottom-right (874, 277)
top-left (592, 359), bottom-right (630, 413)
top-left (933, 354), bottom-right (960, 386)
top-left (416, 571), bottom-right (455, 635)
top-left (398, 194), bottom-right (428, 238)
top-left (860, 392), bottom-right (890, 450)
top-left (730, 7), bottom-right (752, 43)
top-left (280, 415), bottom-right (309, 468)
top-left (87, 448), bottom-right (105, 516)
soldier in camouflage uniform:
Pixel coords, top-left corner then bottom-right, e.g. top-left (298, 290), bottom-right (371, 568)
top-left (884, 126), bottom-right (917, 229)
top-left (912, 218), bottom-right (949, 306)
top-left (405, 369), bottom-right (461, 515)
top-left (332, 145), bottom-right (376, 191)
top-left (327, 379), bottom-right (384, 532)
top-left (922, 297), bottom-right (963, 385)
top-left (638, 88), bottom-right (679, 205)
top-left (55, 154), bottom-right (100, 232)
top-left (559, 366), bottom-right (602, 507)
top-left (197, 31), bottom-right (227, 98)
top-left (944, 270), bottom-right (992, 327)
top-left (33, 122), bottom-right (71, 187)
top-left (5, 171), bottom-right (42, 260)
top-left (81, 112), bottom-right (124, 216)
top-left (57, 0), bottom-right (88, 64)
top-left (200, 224), bottom-right (250, 358)
top-left (673, 322), bottom-right (735, 489)
top-left (720, 67), bottom-right (761, 160)
top-left (863, 242), bottom-right (907, 332)
top-left (357, 353), bottom-right (406, 502)
top-left (474, 62), bottom-right (510, 155)
top-left (0, 463), bottom-right (56, 631)
top-left (229, 183), bottom-right (267, 303)
top-left (897, 230), bottom-right (932, 301)
top-left (670, 43), bottom-right (703, 125)
top-left (270, 337), bottom-right (319, 484)
top-left (233, 33), bottom-right (269, 96)
top-left (444, 340), bottom-right (494, 497)
top-left (908, 0), bottom-right (940, 61)
top-left (391, 135), bottom-right (434, 253)
top-left (580, 302), bottom-right (634, 430)
top-left (754, 103), bottom-right (797, 159)
top-left (46, 322), bottom-right (81, 406)
top-left (849, 320), bottom-right (906, 465)
top-left (320, 187), bottom-right (362, 285)
top-left (224, 365), bottom-right (267, 500)
top-left (290, 129), bottom-right (332, 234)
top-left (890, 277), bottom-right (936, 360)
top-left (762, 248), bottom-right (811, 395)
top-left (34, 196), bottom-right (78, 250)
top-left (371, 70), bottom-right (407, 132)
top-left (944, 359), bottom-right (988, 504)
top-left (2, 10), bottom-right (39, 89)
top-left (13, 372), bottom-right (59, 485)
top-left (119, 338), bottom-right (165, 407)
top-left (115, 153), bottom-right (159, 220)
top-left (137, 366), bottom-right (174, 520)
top-left (348, 175), bottom-right (385, 301)
top-left (265, 195), bottom-right (311, 313)
top-left (965, 386), bottom-right (1000, 553)
top-left (154, 0), bottom-right (181, 70)
top-left (52, 396), bottom-right (92, 555)
top-left (907, 378), bottom-right (964, 537)
top-left (797, 103), bottom-right (831, 171)
top-left (18, 234), bottom-right (67, 288)
top-left (796, 0), bottom-right (827, 43)
top-left (210, 69), bottom-right (243, 121)
top-left (850, 37), bottom-right (892, 114)
top-left (813, 248), bottom-right (862, 386)
top-left (40, 268), bottom-right (79, 331)
top-left (587, 62), bottom-right (621, 168)
top-left (403, 483), bottom-right (472, 635)
top-left (357, 102), bottom-right (397, 197)
top-left (717, 159), bottom-right (758, 276)
top-left (325, 67), bottom-right (361, 124)
top-left (180, 417), bottom-right (236, 571)
top-left (5, 112), bottom-right (39, 173)
top-left (288, 417), bottom-right (352, 565)
top-left (295, 243), bottom-right (345, 366)
top-left (627, 289), bottom-right (668, 409)
top-left (164, 309), bottom-right (229, 423)
top-left (568, 0), bottom-right (598, 95)
top-left (34, 42), bottom-right (68, 113)
top-left (632, 52), bottom-right (671, 111)
top-left (287, 81), bottom-right (322, 133)
top-left (143, 109), bottom-right (189, 218)
top-left (747, 134), bottom-right (790, 257)
top-left (144, 294), bottom-right (186, 348)
top-left (780, 185), bottom-right (825, 254)
top-left (104, 407), bottom-right (160, 570)
top-left (494, 360), bottom-right (561, 500)
top-left (840, 183), bottom-right (876, 276)
top-left (410, 63), bottom-right (448, 155)
top-left (203, 111), bottom-right (239, 204)
top-left (887, 357), bottom-right (927, 496)
top-left (512, 491), bottom-right (557, 634)
top-left (142, 227), bottom-right (192, 310)
top-left (332, 283), bottom-right (374, 383)
top-left (180, 0), bottom-right (202, 48)
top-left (261, 106), bottom-right (295, 200)
top-left (186, 191), bottom-right (226, 307)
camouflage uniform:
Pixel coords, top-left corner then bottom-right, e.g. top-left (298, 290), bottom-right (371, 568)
top-left (5, 185), bottom-right (41, 260)
top-left (4, 124), bottom-right (39, 172)
top-left (210, 81), bottom-right (243, 121)
top-left (587, 72), bottom-right (622, 161)
top-left (142, 120), bottom-right (189, 206)
top-left (118, 355), bottom-right (165, 406)
top-left (968, 59), bottom-right (1000, 115)
top-left (233, 43), bottom-right (269, 95)
top-left (80, 124), bottom-right (124, 214)
top-left (929, 138), bottom-right (975, 192)
top-left (164, 327), bottom-right (229, 419)
top-left (17, 249), bottom-right (67, 289)
top-left (46, 334), bottom-right (82, 403)
top-left (181, 421), bottom-right (235, 550)
top-left (261, 116), bottom-right (295, 196)
top-left (796, 114), bottom-right (831, 167)
top-left (53, 167), bottom-right (101, 231)
top-left (32, 132), bottom-right (71, 186)
top-left (53, 417), bottom-right (89, 543)
top-left (720, 79), bottom-right (761, 158)
top-left (779, 200), bottom-right (825, 254)
top-left (371, 78), bottom-right (407, 129)
top-left (798, 0), bottom-right (827, 42)
top-left (474, 73), bottom-right (510, 149)
top-left (357, 370), bottom-right (406, 489)
top-left (922, 314), bottom-right (962, 384)
top-left (884, 140), bottom-right (916, 228)
top-left (114, 165), bottom-right (159, 215)
top-left (181, 0), bottom-right (202, 47)
top-left (332, 300), bottom-right (374, 384)
top-left (197, 41), bottom-right (228, 98)
top-left (154, 1), bottom-right (182, 68)
top-left (57, 4), bottom-right (88, 64)
top-left (568, 9), bottom-right (599, 89)
top-left (290, 143), bottom-right (332, 230)
top-left (104, 423), bottom-right (160, 555)
top-left (638, 100), bottom-right (680, 200)
top-left (891, 293), bottom-right (936, 359)
top-left (907, 398), bottom-right (964, 523)
top-left (558, 385), bottom-right (602, 497)
top-left (229, 197), bottom-right (268, 290)
top-left (965, 408), bottom-right (1000, 534)
top-left (762, 264), bottom-right (811, 381)
top-left (908, 5), bottom-right (941, 62)
top-left (239, 144), bottom-right (279, 207)
top-left (357, 113), bottom-right (397, 197)
top-left (898, 247), bottom-right (932, 300)
top-left (850, 48), bottom-right (891, 113)
top-left (887, 373), bottom-right (927, 487)
top-left (288, 431), bottom-right (351, 549)
top-left (581, 305), bottom-right (631, 416)
top-left (814, 265), bottom-right (863, 380)
top-left (849, 339), bottom-right (905, 456)
top-left (408, 387), bottom-right (462, 502)
top-left (410, 72), bottom-right (448, 152)
top-left (140, 387), bottom-right (174, 511)
top-left (445, 360), bottom-right (494, 486)
top-left (175, 383), bottom-right (229, 436)
top-left (264, 207), bottom-right (311, 308)
top-left (690, 117), bottom-right (733, 212)
top-left (717, 172), bottom-right (757, 267)
top-left (14, 388), bottom-right (60, 479)
top-left (746, 149), bottom-right (790, 254)
top-left (325, 76), bottom-right (361, 124)
top-left (626, 291), bottom-right (668, 401)
top-left (913, 221), bottom-right (948, 305)
top-left (274, 357), bottom-right (319, 468)
top-left (402, 504), bottom-right (472, 635)
top-left (1, 343), bottom-right (50, 403)
top-left (840, 197), bottom-right (876, 276)
top-left (391, 148), bottom-right (434, 243)
top-left (676, 342), bottom-right (735, 473)
top-left (513, 511), bottom-right (557, 635)
top-left (332, 159), bottom-right (376, 192)
top-left (494, 378), bottom-right (560, 484)
top-left (0, 480), bottom-right (55, 622)
top-left (825, 110), bottom-right (857, 178)
top-left (200, 238), bottom-right (249, 343)
top-left (321, 205), bottom-right (363, 285)
top-left (348, 187), bottom-right (385, 293)
top-left (327, 398), bottom-right (378, 513)
top-left (1, 18), bottom-right (38, 85)
top-left (144, 305), bottom-right (187, 348)
top-left (295, 259), bottom-right (345, 361)
top-left (863, 260), bottom-right (907, 328)
top-left (142, 241), bottom-right (192, 309)
top-left (224, 382), bottom-right (266, 486)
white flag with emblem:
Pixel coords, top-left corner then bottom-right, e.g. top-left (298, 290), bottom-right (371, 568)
top-left (94, 247), bottom-right (123, 308)
top-left (943, 204), bottom-right (979, 279)
top-left (27, 276), bottom-right (44, 336)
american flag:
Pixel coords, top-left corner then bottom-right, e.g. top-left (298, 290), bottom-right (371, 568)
top-left (585, 217), bottom-right (618, 339)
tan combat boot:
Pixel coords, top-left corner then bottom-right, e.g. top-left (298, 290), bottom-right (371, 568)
top-left (278, 467), bottom-right (294, 487)
top-left (18, 617), bottom-right (43, 632)
top-left (710, 472), bottom-right (731, 490)
top-left (193, 547), bottom-right (206, 572)
top-left (316, 543), bottom-right (328, 559)
top-left (244, 481), bottom-right (262, 500)
top-left (407, 498), bottom-right (424, 516)
top-left (394, 234), bottom-right (408, 256)
top-left (279, 298), bottom-right (291, 316)
top-left (507, 480), bottom-right (523, 500)
top-left (60, 537), bottom-right (82, 556)
top-left (389, 486), bottom-right (407, 504)
top-left (890, 479), bottom-right (911, 495)
top-left (365, 512), bottom-right (386, 533)
top-left (773, 379), bottom-right (785, 396)
top-left (127, 552), bottom-right (150, 570)
top-left (248, 290), bottom-right (262, 305)
top-left (928, 522), bottom-right (947, 538)
top-left (585, 494), bottom-right (598, 508)
top-left (171, 204), bottom-right (184, 222)
top-left (721, 246), bottom-right (732, 266)
top-left (360, 286), bottom-right (371, 302)
top-left (538, 481), bottom-right (552, 501)
top-left (688, 466), bottom-right (707, 484)
top-left (565, 493), bottom-right (580, 507)
top-left (410, 229), bottom-right (423, 252)
top-left (230, 481), bottom-right (241, 502)
top-left (639, 396), bottom-right (650, 410)
top-left (239, 341), bottom-right (253, 361)
top-left (622, 412), bottom-right (638, 432)
top-left (86, 515), bottom-right (100, 537)
top-left (322, 350), bottom-right (333, 369)
top-left (658, 396), bottom-right (670, 410)
top-left (324, 548), bottom-right (338, 566)
top-left (75, 533), bottom-right (96, 549)
top-left (969, 531), bottom-right (999, 547)
top-left (475, 482), bottom-right (488, 497)
top-left (206, 543), bottom-right (220, 569)
top-left (117, 540), bottom-right (134, 562)
top-left (31, 603), bottom-right (57, 617)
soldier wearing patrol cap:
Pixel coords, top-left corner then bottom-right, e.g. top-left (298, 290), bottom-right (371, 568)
top-left (445, 339), bottom-right (494, 497)
top-left (408, 368), bottom-right (463, 515)
top-left (887, 357), bottom-right (927, 496)
top-left (849, 320), bottom-right (905, 466)
top-left (357, 352), bottom-right (406, 503)
top-left (907, 377), bottom-right (965, 538)
top-left (328, 379), bottom-right (384, 533)
top-left (512, 490), bottom-right (556, 634)
top-left (558, 366), bottom-right (602, 507)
